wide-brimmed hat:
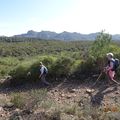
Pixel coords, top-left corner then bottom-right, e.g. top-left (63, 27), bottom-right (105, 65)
top-left (106, 53), bottom-right (114, 57)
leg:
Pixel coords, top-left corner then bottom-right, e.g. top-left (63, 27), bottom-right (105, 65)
top-left (108, 71), bottom-right (119, 85)
top-left (41, 74), bottom-right (50, 85)
top-left (106, 71), bottom-right (112, 85)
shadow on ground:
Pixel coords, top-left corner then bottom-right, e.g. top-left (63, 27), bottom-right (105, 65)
top-left (0, 77), bottom-right (119, 108)
top-left (90, 84), bottom-right (118, 107)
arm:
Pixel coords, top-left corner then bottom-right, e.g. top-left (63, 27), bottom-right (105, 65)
top-left (106, 61), bottom-right (114, 71)
top-left (39, 67), bottom-right (44, 78)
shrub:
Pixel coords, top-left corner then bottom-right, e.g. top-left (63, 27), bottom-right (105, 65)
top-left (63, 104), bottom-right (77, 115)
top-left (27, 56), bottom-right (56, 82)
top-left (9, 56), bottom-right (76, 85)
top-left (9, 56), bottom-right (55, 85)
top-left (40, 99), bottom-right (54, 110)
top-left (90, 31), bottom-right (112, 59)
top-left (30, 89), bottom-right (47, 106)
top-left (11, 92), bottom-right (25, 109)
top-left (9, 61), bottom-right (32, 86)
top-left (50, 57), bottom-right (75, 78)
top-left (47, 110), bottom-right (61, 120)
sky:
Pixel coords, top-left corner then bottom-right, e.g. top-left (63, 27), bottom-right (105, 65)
top-left (0, 0), bottom-right (120, 36)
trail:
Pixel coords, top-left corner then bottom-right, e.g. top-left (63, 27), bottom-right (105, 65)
top-left (0, 80), bottom-right (120, 119)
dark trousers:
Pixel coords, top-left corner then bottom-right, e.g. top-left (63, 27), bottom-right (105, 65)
top-left (41, 74), bottom-right (50, 85)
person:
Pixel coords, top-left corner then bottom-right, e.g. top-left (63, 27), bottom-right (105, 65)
top-left (104, 53), bottom-right (119, 85)
top-left (39, 62), bottom-right (50, 86)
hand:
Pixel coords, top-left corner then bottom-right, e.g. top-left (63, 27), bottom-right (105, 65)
top-left (103, 67), bottom-right (107, 72)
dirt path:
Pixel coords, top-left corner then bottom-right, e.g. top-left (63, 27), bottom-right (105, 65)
top-left (48, 81), bottom-right (120, 107)
top-left (0, 81), bottom-right (120, 119)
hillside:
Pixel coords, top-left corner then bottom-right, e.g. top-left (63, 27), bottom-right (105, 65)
top-left (0, 40), bottom-right (91, 57)
top-left (14, 30), bottom-right (120, 41)
top-left (0, 80), bottom-right (120, 120)
top-left (0, 32), bottom-right (120, 119)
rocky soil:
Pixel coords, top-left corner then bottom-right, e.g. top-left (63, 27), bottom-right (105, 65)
top-left (0, 80), bottom-right (120, 120)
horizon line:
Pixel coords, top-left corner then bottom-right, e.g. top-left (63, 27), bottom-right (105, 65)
top-left (1, 30), bottom-right (120, 37)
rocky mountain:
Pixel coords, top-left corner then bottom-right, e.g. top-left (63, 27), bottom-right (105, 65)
top-left (14, 30), bottom-right (120, 41)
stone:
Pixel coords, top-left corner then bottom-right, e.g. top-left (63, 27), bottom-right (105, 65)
top-left (4, 102), bottom-right (14, 108)
top-left (0, 106), bottom-right (4, 112)
top-left (22, 109), bottom-right (33, 115)
top-left (68, 88), bottom-right (76, 93)
top-left (66, 95), bottom-right (72, 99)
top-left (115, 91), bottom-right (119, 94)
top-left (61, 94), bottom-right (65, 97)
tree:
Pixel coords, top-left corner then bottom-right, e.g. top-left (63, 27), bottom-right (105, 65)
top-left (89, 31), bottom-right (112, 71)
top-left (90, 30), bottom-right (112, 59)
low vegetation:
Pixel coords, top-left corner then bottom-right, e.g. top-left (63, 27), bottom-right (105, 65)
top-left (6, 31), bottom-right (120, 86)
top-left (0, 31), bottom-right (120, 119)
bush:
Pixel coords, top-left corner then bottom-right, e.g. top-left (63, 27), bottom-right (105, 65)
top-left (11, 92), bottom-right (25, 109)
top-left (30, 89), bottom-right (47, 106)
top-left (90, 31), bottom-right (112, 59)
top-left (63, 104), bottom-right (77, 115)
top-left (8, 34), bottom-right (120, 86)
top-left (9, 56), bottom-right (56, 85)
top-left (9, 61), bottom-right (32, 86)
top-left (49, 57), bottom-right (75, 79)
top-left (9, 56), bottom-right (76, 86)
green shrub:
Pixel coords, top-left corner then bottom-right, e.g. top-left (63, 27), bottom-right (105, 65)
top-left (27, 56), bottom-right (56, 82)
top-left (63, 104), bottom-right (77, 115)
top-left (30, 89), bottom-right (47, 104)
top-left (11, 93), bottom-right (25, 109)
top-left (9, 56), bottom-right (76, 85)
top-left (9, 57), bottom-right (54, 85)
top-left (0, 57), bottom-right (20, 78)
top-left (9, 61), bottom-right (32, 86)
top-left (90, 31), bottom-right (111, 59)
top-left (50, 57), bottom-right (75, 78)
top-left (40, 99), bottom-right (54, 110)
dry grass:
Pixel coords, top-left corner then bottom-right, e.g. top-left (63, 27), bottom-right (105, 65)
top-left (1, 83), bottom-right (120, 120)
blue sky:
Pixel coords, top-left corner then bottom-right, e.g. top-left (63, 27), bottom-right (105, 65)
top-left (0, 0), bottom-right (120, 36)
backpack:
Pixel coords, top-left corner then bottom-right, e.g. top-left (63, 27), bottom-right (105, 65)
top-left (114, 58), bottom-right (120, 69)
top-left (44, 67), bottom-right (48, 74)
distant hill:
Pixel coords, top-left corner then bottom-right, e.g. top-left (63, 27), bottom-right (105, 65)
top-left (14, 30), bottom-right (120, 41)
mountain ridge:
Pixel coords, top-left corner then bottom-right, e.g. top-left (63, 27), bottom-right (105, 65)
top-left (14, 30), bottom-right (120, 41)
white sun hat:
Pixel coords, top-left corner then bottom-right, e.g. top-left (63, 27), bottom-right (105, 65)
top-left (106, 52), bottom-right (114, 57)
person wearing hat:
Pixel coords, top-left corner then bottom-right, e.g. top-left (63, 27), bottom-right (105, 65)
top-left (104, 53), bottom-right (117, 84)
top-left (39, 62), bottom-right (50, 86)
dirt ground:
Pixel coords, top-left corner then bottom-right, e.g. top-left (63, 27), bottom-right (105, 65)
top-left (0, 79), bottom-right (120, 120)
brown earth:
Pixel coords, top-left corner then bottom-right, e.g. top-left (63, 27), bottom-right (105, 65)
top-left (0, 79), bottom-right (120, 120)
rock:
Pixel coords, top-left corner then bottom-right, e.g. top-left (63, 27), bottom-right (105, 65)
top-left (73, 94), bottom-right (76, 97)
top-left (61, 94), bottom-right (65, 97)
top-left (15, 108), bottom-right (21, 112)
top-left (22, 109), bottom-right (33, 115)
top-left (13, 108), bottom-right (21, 115)
top-left (66, 95), bottom-right (72, 99)
top-left (9, 114), bottom-right (23, 120)
top-left (4, 102), bottom-right (14, 108)
top-left (5, 75), bottom-right (12, 80)
top-left (115, 91), bottom-right (119, 94)
top-left (0, 76), bottom-right (12, 86)
top-left (0, 107), bottom-right (6, 118)
top-left (54, 89), bottom-right (58, 92)
top-left (18, 115), bottom-right (23, 120)
top-left (12, 111), bottom-right (19, 116)
top-left (86, 89), bottom-right (94, 94)
top-left (68, 88), bottom-right (76, 93)
top-left (0, 106), bottom-right (4, 112)
top-left (79, 117), bottom-right (86, 120)
top-left (1, 113), bottom-right (5, 117)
